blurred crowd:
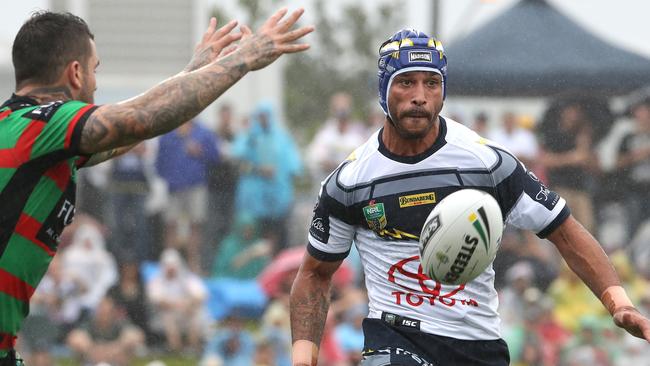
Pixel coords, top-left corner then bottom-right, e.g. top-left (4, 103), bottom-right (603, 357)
top-left (15, 92), bottom-right (650, 366)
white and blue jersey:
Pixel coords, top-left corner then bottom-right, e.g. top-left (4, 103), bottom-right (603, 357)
top-left (307, 116), bottom-right (569, 340)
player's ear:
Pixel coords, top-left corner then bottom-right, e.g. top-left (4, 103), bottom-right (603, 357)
top-left (65, 60), bottom-right (84, 91)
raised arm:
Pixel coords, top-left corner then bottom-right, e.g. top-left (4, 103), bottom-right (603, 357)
top-left (290, 252), bottom-right (343, 366)
top-left (78, 8), bottom-right (313, 154)
top-left (547, 215), bottom-right (650, 341)
top-left (82, 143), bottom-right (138, 167)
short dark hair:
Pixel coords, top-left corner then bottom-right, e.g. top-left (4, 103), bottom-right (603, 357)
top-left (12, 11), bottom-right (94, 89)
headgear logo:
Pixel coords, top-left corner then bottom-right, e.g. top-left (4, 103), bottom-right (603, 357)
top-left (387, 256), bottom-right (477, 307)
top-left (408, 51), bottom-right (433, 63)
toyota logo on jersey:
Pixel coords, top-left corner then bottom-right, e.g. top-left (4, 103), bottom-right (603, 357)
top-left (387, 256), bottom-right (478, 308)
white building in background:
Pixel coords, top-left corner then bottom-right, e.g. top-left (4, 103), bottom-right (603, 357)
top-left (3, 0), bottom-right (647, 129)
top-left (1, 0), bottom-right (286, 129)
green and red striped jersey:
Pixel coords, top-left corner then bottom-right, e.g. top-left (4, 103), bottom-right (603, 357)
top-left (0, 95), bottom-right (96, 355)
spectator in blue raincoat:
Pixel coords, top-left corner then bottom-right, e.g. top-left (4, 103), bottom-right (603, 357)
top-left (232, 101), bottom-right (302, 253)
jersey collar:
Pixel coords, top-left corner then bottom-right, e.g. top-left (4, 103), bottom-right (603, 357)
top-left (378, 116), bottom-right (448, 164)
top-left (0, 94), bottom-right (39, 111)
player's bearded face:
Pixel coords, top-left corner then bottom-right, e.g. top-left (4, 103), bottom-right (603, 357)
top-left (387, 71), bottom-right (444, 140)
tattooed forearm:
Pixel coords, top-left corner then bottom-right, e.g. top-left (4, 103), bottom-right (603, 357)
top-left (79, 54), bottom-right (249, 154)
top-left (83, 149), bottom-right (119, 167)
top-left (239, 35), bottom-right (278, 71)
top-left (78, 8), bottom-right (311, 155)
top-left (184, 46), bottom-right (216, 73)
top-left (83, 143), bottom-right (138, 167)
top-left (290, 269), bottom-right (332, 346)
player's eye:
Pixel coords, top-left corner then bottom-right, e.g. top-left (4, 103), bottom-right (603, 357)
top-left (427, 79), bottom-right (441, 87)
top-left (399, 79), bottom-right (413, 86)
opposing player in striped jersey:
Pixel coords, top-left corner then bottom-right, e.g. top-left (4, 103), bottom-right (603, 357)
top-left (289, 29), bottom-right (650, 366)
top-left (0, 10), bottom-right (313, 365)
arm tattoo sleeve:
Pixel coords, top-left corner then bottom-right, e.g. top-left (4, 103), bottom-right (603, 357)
top-left (79, 54), bottom-right (248, 154)
top-left (290, 274), bottom-right (331, 346)
top-left (83, 148), bottom-right (119, 167)
top-left (82, 143), bottom-right (138, 167)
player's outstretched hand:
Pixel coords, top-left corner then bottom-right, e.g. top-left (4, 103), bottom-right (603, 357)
top-left (184, 17), bottom-right (243, 72)
top-left (236, 8), bottom-right (314, 71)
top-left (613, 306), bottom-right (650, 342)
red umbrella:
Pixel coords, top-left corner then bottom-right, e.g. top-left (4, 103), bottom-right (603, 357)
top-left (257, 246), bottom-right (353, 297)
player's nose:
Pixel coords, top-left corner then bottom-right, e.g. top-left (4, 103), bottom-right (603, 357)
top-left (411, 82), bottom-right (427, 106)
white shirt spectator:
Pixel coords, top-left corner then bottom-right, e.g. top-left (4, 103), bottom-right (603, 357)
top-left (307, 118), bottom-right (366, 182)
top-left (60, 223), bottom-right (117, 312)
top-left (146, 248), bottom-right (209, 351)
top-left (488, 127), bottom-right (539, 162)
top-left (488, 112), bottom-right (539, 163)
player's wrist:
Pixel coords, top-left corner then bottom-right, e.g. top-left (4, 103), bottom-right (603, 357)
top-left (292, 340), bottom-right (318, 366)
top-left (600, 285), bottom-right (635, 315)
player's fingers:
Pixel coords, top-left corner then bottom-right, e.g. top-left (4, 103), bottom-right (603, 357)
top-left (644, 328), bottom-right (650, 343)
top-left (202, 17), bottom-right (217, 43)
top-left (278, 43), bottom-right (311, 54)
top-left (240, 24), bottom-right (253, 37)
top-left (277, 8), bottom-right (305, 32)
top-left (211, 20), bottom-right (238, 41)
top-left (638, 320), bottom-right (650, 342)
top-left (261, 7), bottom-right (288, 30)
top-left (619, 312), bottom-right (650, 340)
top-left (279, 25), bottom-right (314, 43)
top-left (221, 45), bottom-right (238, 57)
top-left (215, 33), bottom-right (243, 50)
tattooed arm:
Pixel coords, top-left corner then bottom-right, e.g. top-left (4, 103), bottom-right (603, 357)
top-left (290, 253), bottom-right (342, 366)
top-left (79, 8), bottom-right (313, 154)
top-left (182, 18), bottom-right (240, 73)
top-left (82, 143), bottom-right (139, 167)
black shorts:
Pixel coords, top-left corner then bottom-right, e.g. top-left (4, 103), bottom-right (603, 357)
top-left (361, 318), bottom-right (509, 366)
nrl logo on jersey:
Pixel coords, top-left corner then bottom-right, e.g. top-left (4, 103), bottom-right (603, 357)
top-left (363, 201), bottom-right (387, 231)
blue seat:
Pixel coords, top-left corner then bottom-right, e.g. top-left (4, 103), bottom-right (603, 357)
top-left (206, 278), bottom-right (268, 320)
top-left (140, 262), bottom-right (267, 320)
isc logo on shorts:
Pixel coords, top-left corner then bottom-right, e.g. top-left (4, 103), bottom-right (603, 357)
top-left (401, 319), bottom-right (419, 328)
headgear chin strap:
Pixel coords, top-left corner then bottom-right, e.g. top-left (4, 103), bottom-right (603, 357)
top-left (377, 28), bottom-right (447, 122)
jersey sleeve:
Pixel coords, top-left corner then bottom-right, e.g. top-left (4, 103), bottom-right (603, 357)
top-left (489, 146), bottom-right (570, 238)
top-left (27, 100), bottom-right (98, 158)
top-left (307, 166), bottom-right (356, 262)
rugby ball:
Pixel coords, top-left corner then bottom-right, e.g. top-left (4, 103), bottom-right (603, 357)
top-left (419, 189), bottom-right (503, 285)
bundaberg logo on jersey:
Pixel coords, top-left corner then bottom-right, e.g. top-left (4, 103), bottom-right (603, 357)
top-left (398, 192), bottom-right (436, 208)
